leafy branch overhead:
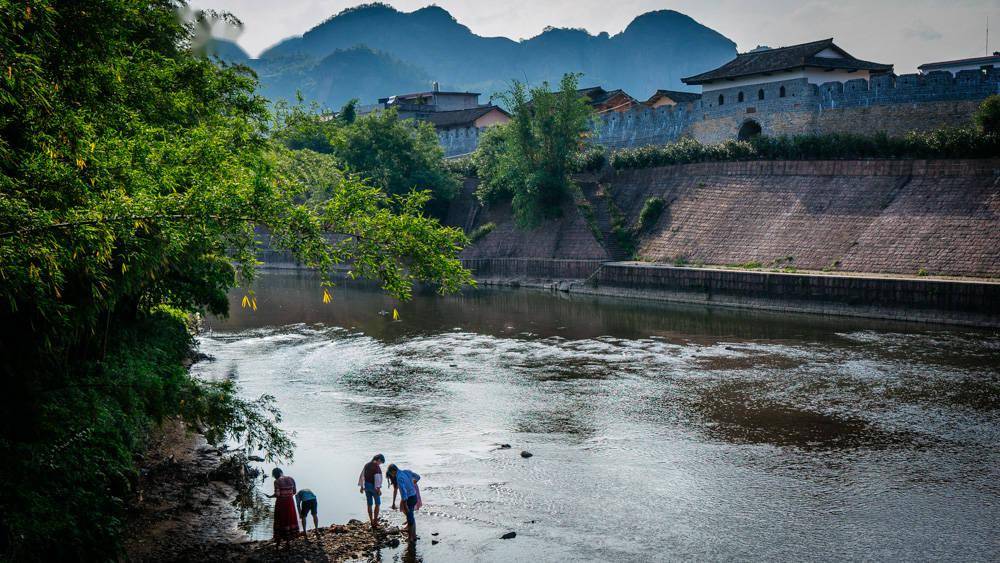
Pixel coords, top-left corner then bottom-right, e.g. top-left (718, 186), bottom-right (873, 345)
top-left (0, 1), bottom-right (471, 558)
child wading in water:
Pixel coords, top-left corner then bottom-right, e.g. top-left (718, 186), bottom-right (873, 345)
top-left (358, 454), bottom-right (385, 528)
top-left (386, 464), bottom-right (421, 543)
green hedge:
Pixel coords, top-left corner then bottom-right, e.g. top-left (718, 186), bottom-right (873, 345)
top-left (611, 129), bottom-right (1000, 171)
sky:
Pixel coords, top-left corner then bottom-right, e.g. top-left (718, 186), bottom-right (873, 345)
top-left (190, 0), bottom-right (1000, 73)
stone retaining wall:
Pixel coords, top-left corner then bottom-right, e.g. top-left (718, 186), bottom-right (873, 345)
top-left (590, 262), bottom-right (1000, 327)
top-left (607, 159), bottom-right (1000, 278)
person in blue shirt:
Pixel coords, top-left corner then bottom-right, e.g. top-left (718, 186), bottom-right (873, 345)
top-left (295, 488), bottom-right (318, 538)
top-left (386, 464), bottom-right (421, 542)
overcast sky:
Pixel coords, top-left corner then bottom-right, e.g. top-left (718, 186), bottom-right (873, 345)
top-left (190, 0), bottom-right (1000, 73)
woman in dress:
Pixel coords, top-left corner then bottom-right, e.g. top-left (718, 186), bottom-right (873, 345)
top-left (268, 468), bottom-right (300, 545)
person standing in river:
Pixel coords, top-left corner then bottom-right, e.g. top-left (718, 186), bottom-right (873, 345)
top-left (386, 464), bottom-right (421, 543)
top-left (267, 468), bottom-right (300, 546)
top-left (358, 454), bottom-right (385, 527)
top-left (296, 488), bottom-right (319, 538)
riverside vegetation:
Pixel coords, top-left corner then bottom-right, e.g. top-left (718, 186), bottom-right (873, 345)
top-left (0, 0), bottom-right (472, 559)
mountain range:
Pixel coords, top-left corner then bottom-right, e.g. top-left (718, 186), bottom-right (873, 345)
top-left (213, 3), bottom-right (737, 109)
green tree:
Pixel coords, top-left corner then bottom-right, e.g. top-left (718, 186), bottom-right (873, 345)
top-left (271, 98), bottom-right (340, 153)
top-left (332, 107), bottom-right (460, 217)
top-left (0, 1), bottom-right (471, 558)
top-left (974, 94), bottom-right (1000, 136)
top-left (339, 98), bottom-right (359, 124)
top-left (475, 74), bottom-right (594, 226)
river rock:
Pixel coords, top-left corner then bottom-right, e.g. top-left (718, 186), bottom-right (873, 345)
top-left (386, 538), bottom-right (401, 548)
top-left (432, 540), bottom-right (439, 545)
top-left (500, 531), bottom-right (517, 539)
top-left (520, 451), bottom-right (533, 458)
top-left (247, 455), bottom-right (264, 462)
top-left (499, 444), bottom-right (511, 449)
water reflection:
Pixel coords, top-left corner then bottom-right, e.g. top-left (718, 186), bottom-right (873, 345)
top-left (195, 272), bottom-right (1000, 561)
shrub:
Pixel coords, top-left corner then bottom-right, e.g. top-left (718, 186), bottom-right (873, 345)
top-left (610, 129), bottom-right (1000, 171)
top-left (445, 156), bottom-right (478, 178)
top-left (606, 196), bottom-right (637, 258)
top-left (638, 197), bottom-right (666, 232)
top-left (576, 200), bottom-right (603, 242)
top-left (974, 95), bottom-right (1000, 136)
top-left (468, 222), bottom-right (496, 243)
top-left (572, 147), bottom-right (609, 173)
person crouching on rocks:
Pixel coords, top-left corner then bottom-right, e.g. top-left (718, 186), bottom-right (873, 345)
top-left (358, 453), bottom-right (385, 528)
top-left (296, 488), bottom-right (318, 538)
top-left (267, 468), bottom-right (299, 546)
top-left (386, 464), bottom-right (421, 543)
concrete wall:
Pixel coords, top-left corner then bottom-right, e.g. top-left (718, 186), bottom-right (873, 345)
top-left (606, 159), bottom-right (1000, 278)
top-left (590, 262), bottom-right (1000, 327)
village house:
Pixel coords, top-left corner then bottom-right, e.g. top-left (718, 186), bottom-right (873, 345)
top-left (364, 82), bottom-right (511, 133)
top-left (683, 38), bottom-right (892, 102)
top-left (644, 89), bottom-right (702, 108)
top-left (919, 52), bottom-right (1000, 75)
top-left (578, 86), bottom-right (640, 113)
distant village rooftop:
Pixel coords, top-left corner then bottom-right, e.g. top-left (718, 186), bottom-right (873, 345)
top-left (378, 90), bottom-right (481, 104)
top-left (421, 106), bottom-right (510, 129)
top-left (918, 52), bottom-right (1000, 74)
top-left (682, 38), bottom-right (892, 86)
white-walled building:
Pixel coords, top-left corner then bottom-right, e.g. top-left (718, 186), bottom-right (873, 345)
top-left (682, 38), bottom-right (892, 93)
top-left (919, 53), bottom-right (1000, 75)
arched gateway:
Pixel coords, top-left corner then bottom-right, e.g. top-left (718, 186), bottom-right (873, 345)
top-left (737, 120), bottom-right (762, 141)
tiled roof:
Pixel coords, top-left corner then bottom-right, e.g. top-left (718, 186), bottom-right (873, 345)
top-left (578, 87), bottom-right (636, 106)
top-left (682, 39), bottom-right (892, 85)
top-left (419, 106), bottom-right (508, 128)
top-left (646, 89), bottom-right (702, 104)
top-left (919, 54), bottom-right (1000, 70)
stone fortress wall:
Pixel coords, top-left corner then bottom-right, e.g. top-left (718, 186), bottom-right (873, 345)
top-left (439, 69), bottom-right (1000, 156)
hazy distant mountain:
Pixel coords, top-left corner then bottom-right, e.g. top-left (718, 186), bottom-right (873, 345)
top-left (205, 38), bottom-right (249, 63)
top-left (249, 47), bottom-right (430, 109)
top-left (231, 3), bottom-right (736, 108)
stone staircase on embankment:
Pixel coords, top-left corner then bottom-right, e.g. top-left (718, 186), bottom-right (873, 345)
top-left (578, 182), bottom-right (632, 262)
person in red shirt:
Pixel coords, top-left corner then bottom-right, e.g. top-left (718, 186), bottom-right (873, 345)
top-left (357, 454), bottom-right (385, 527)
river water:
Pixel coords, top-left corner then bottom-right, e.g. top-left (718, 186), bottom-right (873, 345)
top-left (194, 272), bottom-right (1000, 562)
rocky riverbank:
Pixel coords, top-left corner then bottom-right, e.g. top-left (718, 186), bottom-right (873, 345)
top-left (124, 421), bottom-right (408, 562)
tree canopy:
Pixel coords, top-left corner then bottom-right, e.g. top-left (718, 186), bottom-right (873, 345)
top-left (0, 0), bottom-right (471, 558)
top-left (473, 74), bottom-right (594, 226)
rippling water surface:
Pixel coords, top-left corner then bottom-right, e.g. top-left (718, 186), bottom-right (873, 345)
top-left (194, 272), bottom-right (1000, 562)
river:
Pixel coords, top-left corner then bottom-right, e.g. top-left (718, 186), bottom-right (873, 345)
top-left (194, 271), bottom-right (1000, 562)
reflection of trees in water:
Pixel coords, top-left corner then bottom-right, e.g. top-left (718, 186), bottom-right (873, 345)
top-left (232, 470), bottom-right (273, 536)
top-left (212, 272), bottom-right (945, 345)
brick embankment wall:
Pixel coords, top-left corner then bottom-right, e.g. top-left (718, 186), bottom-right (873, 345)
top-left (445, 178), bottom-right (608, 264)
top-left (608, 159), bottom-right (1000, 279)
top-left (589, 262), bottom-right (1000, 327)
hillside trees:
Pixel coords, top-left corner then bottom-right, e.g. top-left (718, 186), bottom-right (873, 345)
top-left (473, 74), bottom-right (594, 226)
top-left (271, 102), bottom-right (460, 218)
top-left (0, 0), bottom-right (471, 558)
